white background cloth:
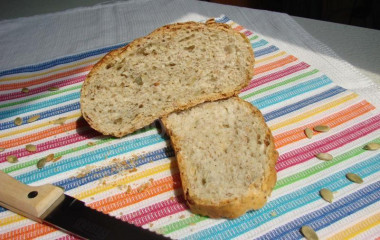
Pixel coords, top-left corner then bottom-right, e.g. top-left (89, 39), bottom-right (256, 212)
top-left (0, 0), bottom-right (379, 107)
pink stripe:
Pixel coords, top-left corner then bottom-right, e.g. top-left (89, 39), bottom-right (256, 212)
top-left (276, 114), bottom-right (380, 171)
top-left (0, 75), bottom-right (86, 101)
top-left (242, 62), bottom-right (310, 92)
top-left (244, 30), bottom-right (253, 36)
top-left (123, 195), bottom-right (188, 226)
top-left (56, 235), bottom-right (80, 240)
top-left (0, 128), bottom-right (99, 163)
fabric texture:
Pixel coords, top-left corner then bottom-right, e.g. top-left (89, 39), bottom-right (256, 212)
top-left (0, 2), bottom-right (379, 239)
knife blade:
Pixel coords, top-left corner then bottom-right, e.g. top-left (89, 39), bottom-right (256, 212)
top-left (0, 170), bottom-right (168, 239)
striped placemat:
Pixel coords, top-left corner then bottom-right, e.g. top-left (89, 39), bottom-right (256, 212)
top-left (0, 15), bottom-right (379, 239)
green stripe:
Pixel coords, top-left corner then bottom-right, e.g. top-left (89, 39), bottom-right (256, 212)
top-left (158, 215), bottom-right (207, 235)
top-left (157, 138), bottom-right (379, 234)
top-left (2, 126), bottom-right (155, 173)
top-left (241, 69), bottom-right (319, 100)
top-left (250, 35), bottom-right (259, 41)
top-left (274, 137), bottom-right (380, 190)
top-left (0, 84), bottom-right (82, 109)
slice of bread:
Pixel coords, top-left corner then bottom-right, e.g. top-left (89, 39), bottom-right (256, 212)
top-left (161, 97), bottom-right (278, 218)
top-left (80, 20), bottom-right (254, 137)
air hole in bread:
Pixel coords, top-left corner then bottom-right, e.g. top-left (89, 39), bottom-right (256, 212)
top-left (113, 118), bottom-right (122, 124)
top-left (184, 45), bottom-right (195, 51)
top-left (202, 178), bottom-right (206, 185)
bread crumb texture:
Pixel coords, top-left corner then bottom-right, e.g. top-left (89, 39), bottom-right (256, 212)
top-left (81, 21), bottom-right (254, 137)
top-left (162, 97), bottom-right (278, 218)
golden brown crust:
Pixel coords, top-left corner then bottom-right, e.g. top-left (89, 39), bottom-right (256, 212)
top-left (81, 19), bottom-right (254, 137)
top-left (161, 97), bottom-right (278, 219)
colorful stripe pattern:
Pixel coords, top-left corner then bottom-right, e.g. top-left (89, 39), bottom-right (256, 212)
top-left (0, 15), bottom-right (379, 240)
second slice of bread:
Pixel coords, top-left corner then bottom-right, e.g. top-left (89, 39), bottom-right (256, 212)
top-left (161, 97), bottom-right (278, 218)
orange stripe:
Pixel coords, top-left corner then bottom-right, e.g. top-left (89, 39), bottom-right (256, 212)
top-left (0, 175), bottom-right (180, 239)
top-left (0, 222), bottom-right (55, 240)
top-left (90, 174), bottom-right (181, 214)
top-left (274, 101), bottom-right (374, 148)
top-left (0, 119), bottom-right (87, 149)
top-left (0, 65), bottom-right (93, 91)
top-left (233, 25), bottom-right (244, 31)
top-left (254, 55), bottom-right (297, 75)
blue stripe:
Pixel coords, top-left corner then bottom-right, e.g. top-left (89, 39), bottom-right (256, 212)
top-left (0, 91), bottom-right (80, 120)
top-left (0, 102), bottom-right (79, 130)
top-left (256, 181), bottom-right (380, 240)
top-left (184, 153), bottom-right (380, 239)
top-left (215, 16), bottom-right (230, 23)
top-left (250, 75), bottom-right (332, 109)
top-left (0, 44), bottom-right (126, 77)
top-left (263, 86), bottom-right (346, 121)
top-left (255, 45), bottom-right (279, 57)
top-left (56, 147), bottom-right (174, 191)
top-left (14, 133), bottom-right (166, 185)
top-left (251, 39), bottom-right (268, 49)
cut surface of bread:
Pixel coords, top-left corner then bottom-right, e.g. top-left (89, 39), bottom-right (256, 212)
top-left (81, 20), bottom-right (254, 137)
top-left (161, 97), bottom-right (278, 218)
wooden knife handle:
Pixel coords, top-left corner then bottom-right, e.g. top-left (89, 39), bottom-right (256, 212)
top-left (0, 171), bottom-right (64, 221)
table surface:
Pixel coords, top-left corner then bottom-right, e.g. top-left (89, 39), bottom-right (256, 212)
top-left (1, 0), bottom-right (379, 86)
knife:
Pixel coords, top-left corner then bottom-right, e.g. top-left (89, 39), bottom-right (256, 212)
top-left (0, 171), bottom-right (169, 239)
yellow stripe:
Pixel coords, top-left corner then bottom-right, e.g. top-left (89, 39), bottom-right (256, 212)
top-left (255, 51), bottom-right (287, 64)
top-left (75, 162), bottom-right (175, 200)
top-left (269, 93), bottom-right (358, 131)
top-left (0, 57), bottom-right (101, 82)
top-left (0, 162), bottom-right (176, 227)
top-left (0, 112), bottom-right (82, 138)
top-left (0, 214), bottom-right (25, 226)
top-left (327, 213), bottom-right (380, 240)
top-left (230, 22), bottom-right (238, 28)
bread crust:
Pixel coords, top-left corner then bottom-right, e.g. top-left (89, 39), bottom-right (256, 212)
top-left (161, 97), bottom-right (278, 219)
top-left (80, 20), bottom-right (254, 137)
